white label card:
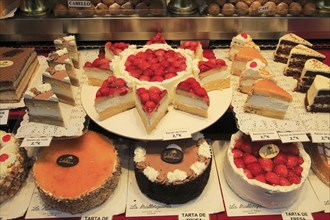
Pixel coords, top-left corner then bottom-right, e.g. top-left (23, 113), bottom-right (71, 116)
top-left (21, 137), bottom-right (52, 148)
top-left (0, 110), bottom-right (9, 125)
top-left (163, 128), bottom-right (191, 140)
top-left (310, 131), bottom-right (330, 143)
top-left (250, 131), bottom-right (279, 141)
top-left (179, 212), bottom-right (209, 220)
top-left (281, 211), bottom-right (313, 220)
top-left (278, 132), bottom-right (310, 143)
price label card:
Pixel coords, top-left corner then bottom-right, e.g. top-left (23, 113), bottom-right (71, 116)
top-left (0, 110), bottom-right (9, 125)
top-left (310, 131), bottom-right (330, 143)
top-left (281, 211), bottom-right (313, 220)
top-left (278, 132), bottom-right (310, 143)
top-left (250, 131), bottom-right (279, 141)
top-left (179, 212), bottom-right (209, 220)
top-left (163, 128), bottom-right (191, 140)
top-left (21, 137), bottom-right (52, 148)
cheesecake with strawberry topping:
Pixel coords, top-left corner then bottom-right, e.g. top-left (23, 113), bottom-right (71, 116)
top-left (105, 42), bottom-right (135, 60)
top-left (84, 55), bottom-right (113, 87)
top-left (179, 41), bottom-right (203, 60)
top-left (224, 131), bottom-right (311, 209)
top-left (135, 85), bottom-right (169, 134)
top-left (146, 32), bottom-right (167, 45)
top-left (193, 58), bottom-right (229, 92)
top-left (0, 130), bottom-right (30, 203)
top-left (229, 33), bottom-right (260, 61)
top-left (173, 77), bottom-right (210, 118)
top-left (112, 44), bottom-right (192, 99)
top-left (94, 76), bottom-right (135, 120)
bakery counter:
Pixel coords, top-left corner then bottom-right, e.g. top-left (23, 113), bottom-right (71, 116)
top-left (0, 14), bottom-right (329, 43)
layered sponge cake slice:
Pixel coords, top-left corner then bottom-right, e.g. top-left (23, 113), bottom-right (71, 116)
top-left (135, 85), bottom-right (169, 134)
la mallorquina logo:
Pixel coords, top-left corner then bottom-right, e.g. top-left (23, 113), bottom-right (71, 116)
top-left (57, 154), bottom-right (79, 167)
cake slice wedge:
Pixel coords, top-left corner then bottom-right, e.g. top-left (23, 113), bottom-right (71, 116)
top-left (179, 41), bottom-right (203, 60)
top-left (84, 55), bottom-right (113, 87)
top-left (231, 47), bottom-right (268, 76)
top-left (193, 58), bottom-right (229, 91)
top-left (105, 42), bottom-right (132, 60)
top-left (94, 76), bottom-right (135, 120)
top-left (244, 79), bottom-right (293, 119)
top-left (42, 64), bottom-right (76, 106)
top-left (54, 35), bottom-right (80, 68)
top-left (135, 85), bottom-right (169, 134)
top-left (239, 59), bottom-right (276, 94)
top-left (229, 33), bottom-right (260, 61)
top-left (24, 83), bottom-right (65, 127)
top-left (305, 75), bottom-right (330, 113)
top-left (173, 77), bottom-right (210, 118)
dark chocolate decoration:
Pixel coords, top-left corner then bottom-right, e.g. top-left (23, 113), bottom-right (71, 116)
top-left (161, 147), bottom-right (183, 164)
top-left (3, 49), bottom-right (23, 58)
top-left (56, 154), bottom-right (79, 167)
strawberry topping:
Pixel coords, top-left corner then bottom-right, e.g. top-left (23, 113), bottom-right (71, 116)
top-left (105, 42), bottom-right (129, 55)
top-left (176, 77), bottom-right (210, 105)
top-left (232, 135), bottom-right (305, 186)
top-left (198, 59), bottom-right (226, 73)
top-left (179, 41), bottom-right (200, 52)
top-left (0, 153), bottom-right (9, 162)
top-left (84, 57), bottom-right (111, 70)
top-left (146, 33), bottom-right (167, 45)
top-left (95, 76), bottom-right (129, 98)
top-left (136, 86), bottom-right (167, 115)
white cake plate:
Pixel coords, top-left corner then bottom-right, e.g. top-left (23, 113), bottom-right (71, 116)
top-left (81, 84), bottom-right (232, 140)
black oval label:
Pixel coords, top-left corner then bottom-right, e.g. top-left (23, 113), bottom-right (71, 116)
top-left (56, 154), bottom-right (79, 167)
top-left (161, 148), bottom-right (183, 164)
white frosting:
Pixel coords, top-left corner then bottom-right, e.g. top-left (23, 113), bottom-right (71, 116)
top-left (95, 92), bottom-right (134, 113)
top-left (54, 64), bottom-right (66, 71)
top-left (190, 161), bottom-right (207, 176)
top-left (55, 48), bottom-right (69, 57)
top-left (0, 131), bottom-right (20, 179)
top-left (307, 75), bottom-right (330, 107)
top-left (0, 131), bottom-right (16, 146)
top-left (24, 83), bottom-right (57, 100)
top-left (198, 140), bottom-right (212, 159)
top-left (43, 64), bottom-right (71, 83)
top-left (230, 33), bottom-right (252, 46)
top-left (133, 146), bottom-right (146, 163)
top-left (245, 95), bottom-right (290, 112)
top-left (224, 131), bottom-right (311, 209)
top-left (167, 169), bottom-right (187, 183)
top-left (54, 35), bottom-right (76, 45)
top-left (289, 45), bottom-right (325, 58)
top-left (301, 59), bottom-right (330, 78)
top-left (278, 33), bottom-right (312, 46)
top-left (143, 166), bottom-right (159, 182)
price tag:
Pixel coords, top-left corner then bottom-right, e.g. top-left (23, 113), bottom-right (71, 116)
top-left (281, 211), bottom-right (313, 220)
top-left (278, 132), bottom-right (310, 143)
top-left (163, 128), bottom-right (191, 140)
top-left (0, 110), bottom-right (9, 125)
top-left (21, 137), bottom-right (52, 148)
top-left (179, 212), bottom-right (209, 220)
top-left (250, 131), bottom-right (279, 141)
top-left (310, 131), bottom-right (330, 143)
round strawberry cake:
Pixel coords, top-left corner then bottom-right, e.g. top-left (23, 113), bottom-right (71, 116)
top-left (112, 44), bottom-right (193, 99)
top-left (224, 131), bottom-right (311, 209)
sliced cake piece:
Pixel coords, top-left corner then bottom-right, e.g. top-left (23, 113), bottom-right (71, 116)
top-left (105, 42), bottom-right (131, 60)
top-left (54, 35), bottom-right (80, 68)
top-left (42, 64), bottom-right (76, 106)
top-left (135, 85), bottom-right (169, 134)
top-left (274, 33), bottom-right (313, 64)
top-left (173, 77), bottom-right (210, 118)
top-left (47, 48), bottom-right (79, 86)
top-left (146, 32), bottom-right (167, 45)
top-left (231, 47), bottom-right (268, 76)
top-left (94, 76), bottom-right (135, 120)
top-left (24, 83), bottom-right (65, 127)
top-left (239, 59), bottom-right (276, 94)
top-left (179, 41), bottom-right (203, 60)
top-left (284, 45), bottom-right (326, 79)
top-left (305, 75), bottom-right (330, 113)
top-left (193, 58), bottom-right (229, 91)
top-left (244, 79), bottom-right (293, 119)
top-left (229, 33), bottom-right (260, 61)
top-left (295, 59), bottom-right (330, 93)
top-left (84, 55), bottom-right (113, 87)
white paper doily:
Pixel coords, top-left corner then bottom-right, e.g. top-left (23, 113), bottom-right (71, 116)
top-left (15, 55), bottom-right (87, 139)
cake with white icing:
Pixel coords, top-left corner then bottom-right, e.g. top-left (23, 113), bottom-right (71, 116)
top-left (239, 59), bottom-right (276, 94)
top-left (24, 83), bottom-right (65, 127)
top-left (47, 48), bottom-right (79, 86)
top-left (284, 44), bottom-right (326, 79)
top-left (224, 131), bottom-right (311, 209)
top-left (0, 131), bottom-right (30, 203)
top-left (134, 133), bottom-right (212, 204)
top-left (42, 64), bottom-right (76, 105)
top-left (84, 55), bottom-right (113, 87)
top-left (305, 75), bottom-right (330, 112)
top-left (229, 33), bottom-right (260, 61)
top-left (296, 59), bottom-right (330, 93)
top-left (54, 35), bottom-right (80, 68)
top-left (273, 33), bottom-right (313, 64)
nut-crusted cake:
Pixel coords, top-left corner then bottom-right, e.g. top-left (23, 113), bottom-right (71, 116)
top-left (0, 47), bottom-right (39, 103)
top-left (33, 131), bottom-right (121, 214)
top-left (0, 131), bottom-right (30, 203)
